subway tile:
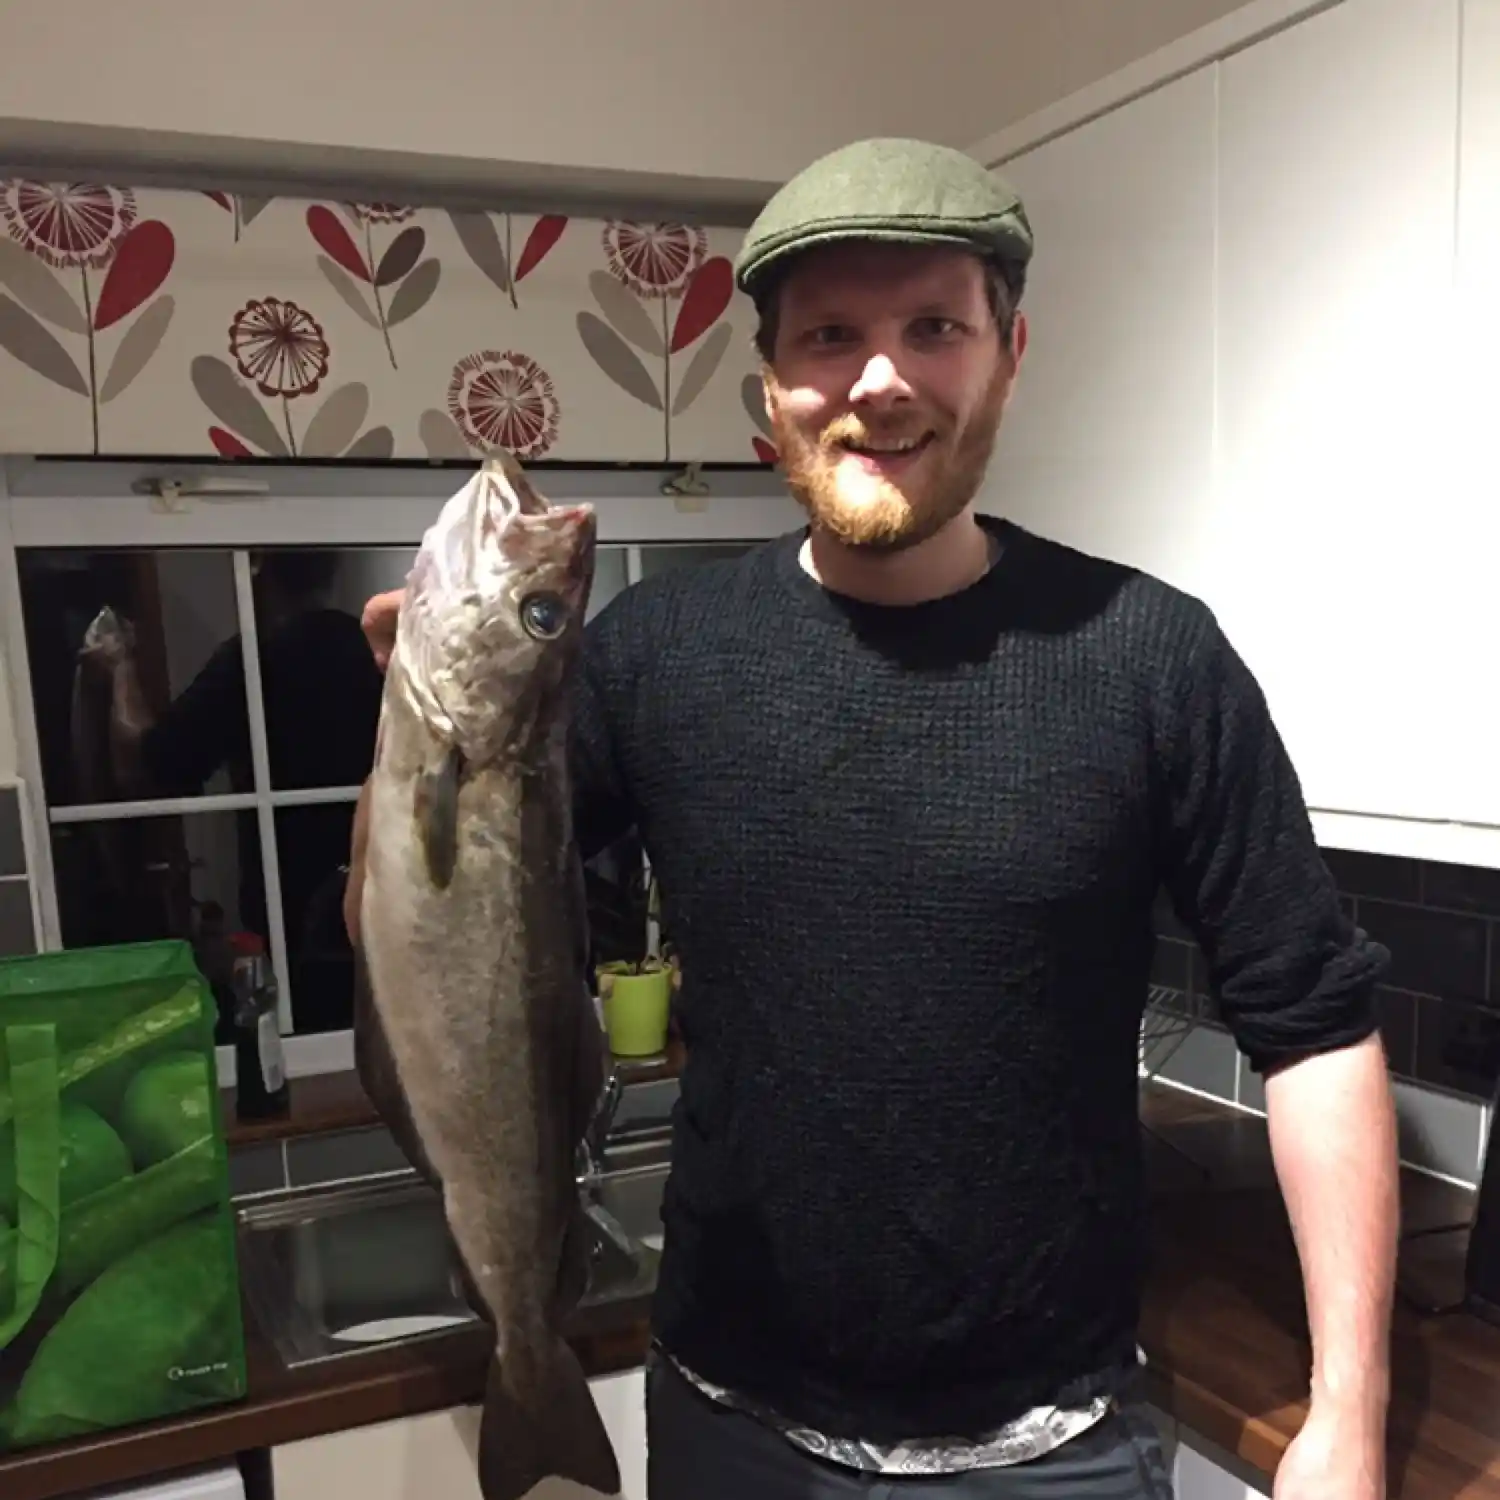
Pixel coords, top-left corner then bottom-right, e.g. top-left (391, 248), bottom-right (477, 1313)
top-left (229, 1141), bottom-right (287, 1199)
top-left (1359, 899), bottom-right (1487, 1004)
top-left (1150, 936), bottom-right (1191, 991)
top-left (0, 880), bottom-right (35, 956)
top-left (1392, 1078), bottom-right (1484, 1184)
top-left (1412, 995), bottom-right (1500, 1102)
top-left (1375, 988), bottom-right (1418, 1080)
top-left (1422, 860), bottom-right (1500, 918)
top-left (1321, 848), bottom-right (1421, 903)
top-left (286, 1125), bottom-right (413, 1188)
top-left (1156, 1023), bottom-right (1238, 1102)
top-left (0, 790), bottom-right (23, 879)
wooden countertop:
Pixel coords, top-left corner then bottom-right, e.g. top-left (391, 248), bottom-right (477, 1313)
top-left (4, 1079), bottom-right (1498, 1500)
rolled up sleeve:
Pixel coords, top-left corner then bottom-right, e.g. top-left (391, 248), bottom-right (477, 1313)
top-left (1156, 605), bottom-right (1390, 1074)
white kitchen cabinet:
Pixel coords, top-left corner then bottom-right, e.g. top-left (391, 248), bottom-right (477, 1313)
top-left (1210, 0), bottom-right (1484, 830)
top-left (270, 1366), bottom-right (646, 1500)
top-left (984, 0), bottom-right (1500, 861)
top-left (980, 64), bottom-right (1217, 598)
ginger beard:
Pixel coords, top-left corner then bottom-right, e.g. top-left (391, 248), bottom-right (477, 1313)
top-left (765, 355), bottom-right (1014, 554)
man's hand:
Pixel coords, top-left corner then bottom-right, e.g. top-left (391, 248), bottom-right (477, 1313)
top-left (361, 588), bottom-right (404, 672)
top-left (1274, 1397), bottom-right (1385, 1499)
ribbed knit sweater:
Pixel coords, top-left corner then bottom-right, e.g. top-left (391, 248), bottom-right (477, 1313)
top-left (568, 514), bottom-right (1388, 1443)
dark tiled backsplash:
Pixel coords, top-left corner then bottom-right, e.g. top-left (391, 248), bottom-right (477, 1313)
top-left (1153, 846), bottom-right (1500, 1105)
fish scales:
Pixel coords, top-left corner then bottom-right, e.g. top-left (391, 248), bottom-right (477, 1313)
top-left (354, 454), bottom-right (620, 1500)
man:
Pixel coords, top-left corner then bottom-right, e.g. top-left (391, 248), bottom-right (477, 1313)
top-left (347, 138), bottom-right (1399, 1498)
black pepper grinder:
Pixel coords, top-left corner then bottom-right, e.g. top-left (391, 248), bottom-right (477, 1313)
top-left (230, 931), bottom-right (290, 1119)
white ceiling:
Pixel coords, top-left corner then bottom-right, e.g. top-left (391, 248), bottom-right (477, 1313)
top-left (0, 0), bottom-right (1255, 216)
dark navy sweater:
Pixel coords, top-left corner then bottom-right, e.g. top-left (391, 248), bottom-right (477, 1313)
top-left (568, 513), bottom-right (1388, 1442)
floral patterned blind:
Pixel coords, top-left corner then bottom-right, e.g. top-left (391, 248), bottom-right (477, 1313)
top-left (0, 180), bottom-right (781, 465)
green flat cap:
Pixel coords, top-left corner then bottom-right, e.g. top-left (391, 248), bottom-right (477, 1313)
top-left (734, 136), bottom-right (1034, 301)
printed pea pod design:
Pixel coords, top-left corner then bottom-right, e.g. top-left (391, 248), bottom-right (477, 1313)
top-left (0, 943), bottom-right (247, 1451)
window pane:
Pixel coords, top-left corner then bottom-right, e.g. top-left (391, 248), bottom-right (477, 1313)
top-left (50, 808), bottom-right (267, 1044)
top-left (18, 548), bottom-right (242, 808)
top-left (250, 548), bottom-right (389, 793)
top-left (245, 545), bottom-right (630, 794)
top-left (637, 542), bottom-right (757, 580)
top-left (273, 803), bottom-right (359, 1035)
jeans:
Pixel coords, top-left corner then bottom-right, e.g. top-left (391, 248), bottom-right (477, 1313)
top-left (644, 1355), bottom-right (1175, 1499)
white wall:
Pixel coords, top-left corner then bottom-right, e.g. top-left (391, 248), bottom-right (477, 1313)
top-left (1, 0), bottom-right (1256, 208)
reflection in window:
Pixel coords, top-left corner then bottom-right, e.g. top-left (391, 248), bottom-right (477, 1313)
top-left (49, 809), bottom-right (265, 1044)
top-left (18, 548), bottom-right (241, 809)
top-left (249, 550), bottom-right (384, 793)
top-left (273, 804), bottom-right (359, 1035)
top-left (16, 534), bottom-right (753, 1044)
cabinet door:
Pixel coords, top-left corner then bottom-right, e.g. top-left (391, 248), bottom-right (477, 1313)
top-left (980, 65), bottom-right (1217, 596)
top-left (1212, 0), bottom-right (1481, 826)
top-left (271, 1368), bottom-right (647, 1500)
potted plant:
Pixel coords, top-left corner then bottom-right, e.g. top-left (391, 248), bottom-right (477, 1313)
top-left (584, 840), bottom-right (676, 1057)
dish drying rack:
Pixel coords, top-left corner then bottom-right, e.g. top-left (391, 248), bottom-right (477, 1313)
top-left (1139, 984), bottom-right (1212, 1182)
top-left (1139, 983), bottom-right (1195, 1077)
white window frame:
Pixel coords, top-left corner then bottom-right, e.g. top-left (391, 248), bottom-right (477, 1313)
top-left (0, 457), bottom-right (800, 1082)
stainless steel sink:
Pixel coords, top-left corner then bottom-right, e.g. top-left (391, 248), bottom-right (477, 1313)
top-left (238, 1129), bottom-right (671, 1369)
top-left (591, 1131), bottom-right (671, 1250)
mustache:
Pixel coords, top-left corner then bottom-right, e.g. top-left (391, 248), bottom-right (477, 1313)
top-left (819, 413), bottom-right (937, 447)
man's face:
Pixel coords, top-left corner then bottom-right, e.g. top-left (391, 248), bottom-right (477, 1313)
top-left (762, 242), bottom-right (1026, 553)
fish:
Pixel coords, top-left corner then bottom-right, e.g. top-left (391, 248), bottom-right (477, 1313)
top-left (353, 453), bottom-right (621, 1500)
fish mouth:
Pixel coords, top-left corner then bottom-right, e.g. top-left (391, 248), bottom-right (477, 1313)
top-left (480, 451), bottom-right (550, 518)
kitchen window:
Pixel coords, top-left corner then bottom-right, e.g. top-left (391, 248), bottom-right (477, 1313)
top-left (0, 458), bottom-right (799, 1079)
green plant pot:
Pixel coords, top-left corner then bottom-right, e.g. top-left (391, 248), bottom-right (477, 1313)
top-left (604, 970), bottom-right (672, 1058)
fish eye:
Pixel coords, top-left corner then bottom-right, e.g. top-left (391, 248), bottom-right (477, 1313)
top-left (519, 591), bottom-right (568, 640)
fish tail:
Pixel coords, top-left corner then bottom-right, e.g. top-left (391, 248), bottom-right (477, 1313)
top-left (478, 1334), bottom-right (621, 1500)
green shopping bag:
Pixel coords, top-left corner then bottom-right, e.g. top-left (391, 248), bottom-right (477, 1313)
top-left (0, 940), bottom-right (248, 1451)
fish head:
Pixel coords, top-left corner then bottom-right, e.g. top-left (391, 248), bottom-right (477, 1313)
top-left (397, 452), bottom-right (596, 762)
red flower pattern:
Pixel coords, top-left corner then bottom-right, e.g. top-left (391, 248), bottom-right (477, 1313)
top-left (603, 221), bottom-right (707, 300)
top-left (2, 181), bottom-right (138, 268)
top-left (229, 297), bottom-right (330, 398)
top-left (447, 350), bottom-right (559, 458)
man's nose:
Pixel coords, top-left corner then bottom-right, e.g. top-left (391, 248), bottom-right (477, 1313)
top-left (848, 352), bottom-right (914, 408)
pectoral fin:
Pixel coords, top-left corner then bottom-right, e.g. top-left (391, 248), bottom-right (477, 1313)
top-left (414, 746), bottom-right (465, 889)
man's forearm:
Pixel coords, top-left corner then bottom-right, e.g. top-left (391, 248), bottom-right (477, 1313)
top-left (1263, 1029), bottom-right (1399, 1417)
